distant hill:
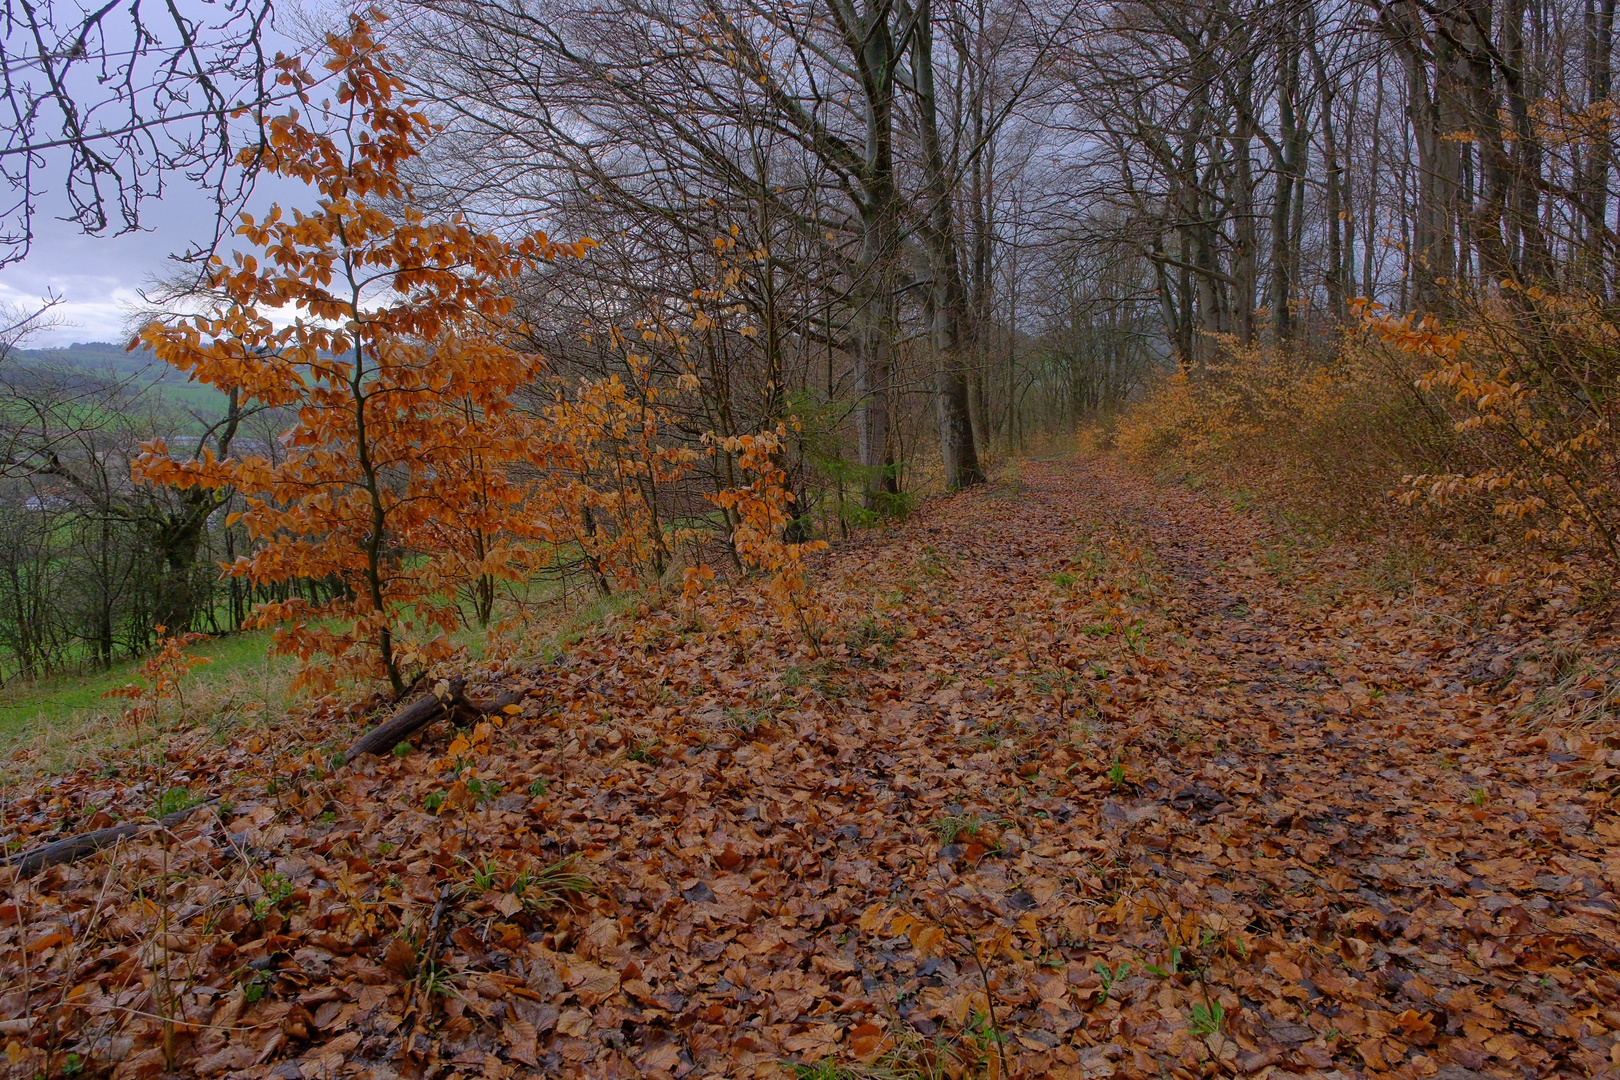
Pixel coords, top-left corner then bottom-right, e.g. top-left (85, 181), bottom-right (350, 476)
top-left (8, 341), bottom-right (231, 420)
top-left (15, 340), bottom-right (163, 380)
top-left (14, 341), bottom-right (136, 367)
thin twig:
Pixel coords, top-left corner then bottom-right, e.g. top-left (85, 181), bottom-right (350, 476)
top-left (931, 859), bottom-right (1012, 1077)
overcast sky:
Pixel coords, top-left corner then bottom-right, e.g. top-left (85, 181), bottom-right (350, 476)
top-left (1, 2), bottom-right (330, 350)
top-left (0, 163), bottom-right (346, 348)
top-left (0, 186), bottom-right (211, 347)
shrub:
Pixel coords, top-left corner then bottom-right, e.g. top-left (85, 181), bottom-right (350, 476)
top-left (1113, 291), bottom-right (1620, 585)
top-left (1361, 293), bottom-right (1620, 579)
top-left (1113, 335), bottom-right (1457, 536)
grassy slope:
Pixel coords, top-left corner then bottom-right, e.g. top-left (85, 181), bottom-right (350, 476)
top-left (0, 629), bottom-right (297, 770)
top-left (11, 341), bottom-right (232, 427)
top-left (0, 577), bottom-right (605, 777)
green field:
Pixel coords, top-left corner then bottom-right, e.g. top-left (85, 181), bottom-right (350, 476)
top-left (0, 629), bottom-right (297, 772)
top-left (161, 380), bottom-right (233, 414)
top-left (11, 341), bottom-right (233, 431)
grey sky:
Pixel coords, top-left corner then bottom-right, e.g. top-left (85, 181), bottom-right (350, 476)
top-left (1, 1), bottom-right (334, 349)
top-left (0, 167), bottom-right (337, 348)
top-left (0, 185), bottom-right (214, 347)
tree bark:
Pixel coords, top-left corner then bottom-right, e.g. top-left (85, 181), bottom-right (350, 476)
top-left (910, 0), bottom-right (984, 490)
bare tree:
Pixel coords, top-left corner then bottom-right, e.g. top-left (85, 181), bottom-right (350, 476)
top-left (397, 0), bottom-right (1058, 501)
top-left (1, 0), bottom-right (308, 266)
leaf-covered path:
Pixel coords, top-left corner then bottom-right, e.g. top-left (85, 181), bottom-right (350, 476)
top-left (3, 457), bottom-right (1619, 1080)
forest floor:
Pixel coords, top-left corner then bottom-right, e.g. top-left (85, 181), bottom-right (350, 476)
top-left (2, 456), bottom-right (1619, 1080)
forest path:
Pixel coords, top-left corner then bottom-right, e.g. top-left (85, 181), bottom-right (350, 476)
top-left (796, 454), bottom-right (1620, 1080)
top-left (4, 456), bottom-right (1619, 1080)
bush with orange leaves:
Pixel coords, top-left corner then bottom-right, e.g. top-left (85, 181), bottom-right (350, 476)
top-left (128, 18), bottom-right (815, 699)
top-left (533, 352), bottom-right (699, 597)
top-left (104, 626), bottom-right (212, 732)
top-left (704, 425), bottom-right (827, 653)
top-left (1359, 293), bottom-right (1620, 579)
top-left (1116, 290), bottom-right (1620, 583)
top-left (1113, 335), bottom-right (1454, 536)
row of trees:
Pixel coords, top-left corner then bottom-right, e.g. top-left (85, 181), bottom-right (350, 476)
top-left (1051, 0), bottom-right (1620, 356)
top-left (400, 0), bottom-right (1014, 500)
top-left (6, 0), bottom-right (1620, 682)
top-left (0, 315), bottom-right (330, 680)
top-left (388, 0), bottom-right (1620, 487)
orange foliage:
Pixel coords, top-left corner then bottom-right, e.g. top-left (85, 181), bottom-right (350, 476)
top-left (1357, 294), bottom-right (1620, 576)
top-left (103, 626), bottom-right (212, 729)
top-left (1112, 334), bottom-right (1439, 534)
top-left (705, 425), bottom-right (827, 652)
top-left (126, 18), bottom-right (830, 697)
top-left (1116, 293), bottom-right (1620, 583)
top-left (133, 14), bottom-right (592, 694)
top-left (535, 351), bottom-right (699, 593)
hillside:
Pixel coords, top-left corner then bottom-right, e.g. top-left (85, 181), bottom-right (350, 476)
top-left (9, 341), bottom-right (232, 420)
top-left (0, 458), bottom-right (1614, 1080)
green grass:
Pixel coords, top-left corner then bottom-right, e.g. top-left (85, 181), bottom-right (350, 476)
top-left (529, 588), bottom-right (649, 663)
top-left (0, 567), bottom-right (645, 779)
top-left (160, 381), bottom-right (233, 417)
top-left (0, 381), bottom-right (231, 436)
top-left (0, 629), bottom-right (297, 774)
top-left (0, 630), bottom-right (276, 723)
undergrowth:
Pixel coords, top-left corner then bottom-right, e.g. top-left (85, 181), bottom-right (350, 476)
top-left (1112, 292), bottom-right (1620, 599)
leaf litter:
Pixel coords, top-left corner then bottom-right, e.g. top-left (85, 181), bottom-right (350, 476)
top-left (1, 457), bottom-right (1618, 1080)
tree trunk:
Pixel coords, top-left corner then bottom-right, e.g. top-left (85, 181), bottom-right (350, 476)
top-left (1309, 17), bottom-right (1347, 323)
top-left (910, 0), bottom-right (984, 491)
top-left (843, 0), bottom-right (901, 506)
top-left (1270, 29), bottom-right (1302, 341)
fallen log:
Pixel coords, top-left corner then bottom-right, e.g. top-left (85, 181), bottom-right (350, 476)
top-left (344, 677), bottom-right (466, 761)
top-left (3, 681), bottom-right (524, 877)
top-left (343, 678), bottom-right (524, 761)
top-left (2, 798), bottom-right (220, 876)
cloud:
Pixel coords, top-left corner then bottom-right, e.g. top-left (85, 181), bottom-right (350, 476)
top-left (0, 182), bottom-right (219, 345)
top-left (0, 276), bottom-right (148, 346)
top-left (0, 170), bottom-right (318, 347)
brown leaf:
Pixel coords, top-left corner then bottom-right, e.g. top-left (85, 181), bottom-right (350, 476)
top-left (636, 1041), bottom-right (682, 1072)
top-left (782, 1024), bottom-right (841, 1056)
top-left (847, 1022), bottom-right (888, 1061)
top-left (1394, 1009), bottom-right (1437, 1046)
top-left (502, 1020), bottom-right (538, 1066)
top-left (1356, 1038), bottom-right (1389, 1071)
top-left (382, 936), bottom-right (416, 979)
top-left (566, 962), bottom-right (620, 1005)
